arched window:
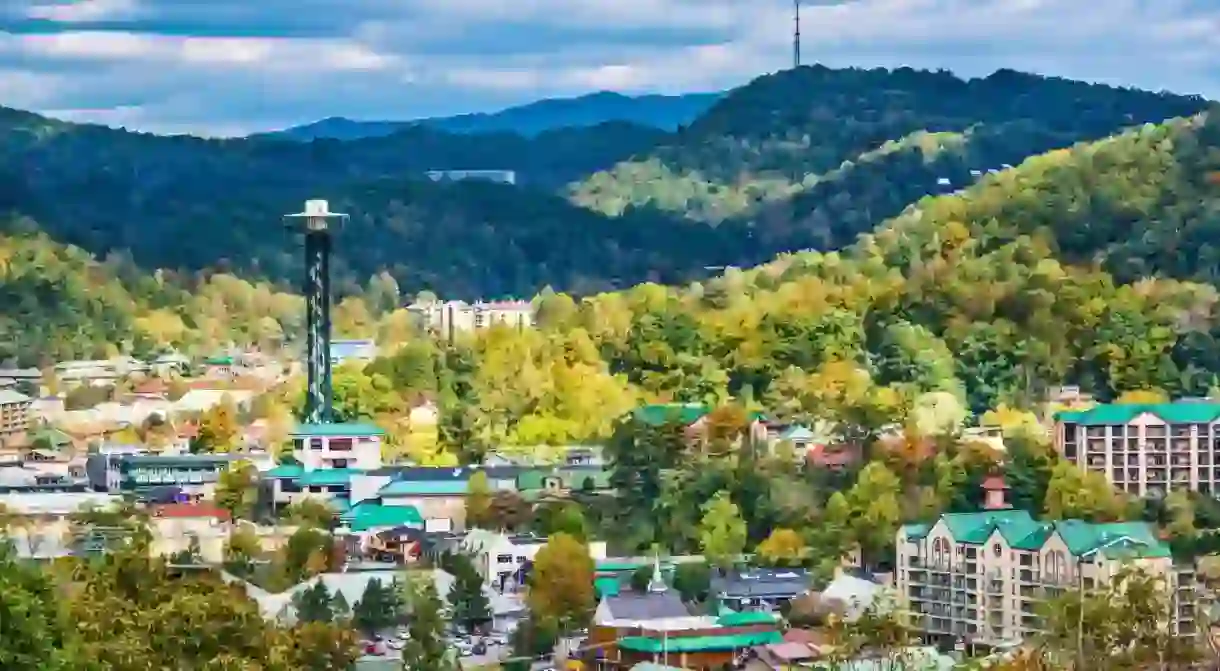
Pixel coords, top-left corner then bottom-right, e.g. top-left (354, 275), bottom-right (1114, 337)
top-left (1046, 550), bottom-right (1066, 581)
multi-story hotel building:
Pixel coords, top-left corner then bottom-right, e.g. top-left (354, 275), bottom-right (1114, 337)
top-left (0, 390), bottom-right (33, 447)
top-left (896, 504), bottom-right (1197, 647)
top-left (1054, 401), bottom-right (1220, 498)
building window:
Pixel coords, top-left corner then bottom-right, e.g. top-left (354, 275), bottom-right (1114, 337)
top-left (993, 544), bottom-right (1002, 557)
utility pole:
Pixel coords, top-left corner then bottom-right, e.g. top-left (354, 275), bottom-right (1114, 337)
top-left (793, 0), bottom-right (801, 68)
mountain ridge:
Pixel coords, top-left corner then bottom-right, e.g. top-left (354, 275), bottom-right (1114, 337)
top-left (264, 90), bottom-right (722, 141)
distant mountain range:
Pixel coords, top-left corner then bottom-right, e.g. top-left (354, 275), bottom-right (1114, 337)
top-left (265, 91), bottom-right (723, 141)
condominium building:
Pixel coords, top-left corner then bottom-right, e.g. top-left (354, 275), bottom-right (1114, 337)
top-left (0, 390), bottom-right (33, 447)
top-left (1054, 401), bottom-right (1220, 498)
top-left (406, 299), bottom-right (534, 336)
top-left (896, 508), bottom-right (1197, 648)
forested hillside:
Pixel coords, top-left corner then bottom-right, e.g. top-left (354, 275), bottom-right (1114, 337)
top-left (569, 66), bottom-right (1210, 231)
top-left (0, 223), bottom-right (304, 365)
top-left (362, 111), bottom-right (1220, 464)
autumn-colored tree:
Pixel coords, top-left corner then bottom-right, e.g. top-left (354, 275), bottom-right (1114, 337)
top-left (214, 459), bottom-right (257, 520)
top-left (465, 470), bottom-right (493, 529)
top-left (698, 490), bottom-right (747, 572)
top-left (525, 533), bottom-right (595, 634)
top-left (1113, 389), bottom-right (1170, 404)
top-left (755, 528), bottom-right (808, 567)
top-left (1043, 461), bottom-right (1125, 522)
top-left (193, 394), bottom-right (240, 452)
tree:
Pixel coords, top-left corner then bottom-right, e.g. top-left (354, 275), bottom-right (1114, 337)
top-left (293, 581), bottom-right (335, 624)
top-left (845, 462), bottom-right (902, 567)
top-left (353, 578), bottom-right (400, 636)
top-left (465, 471), bottom-right (493, 529)
top-left (447, 554), bottom-right (492, 633)
top-left (224, 525), bottom-right (262, 577)
top-left (755, 528), bottom-right (808, 567)
top-left (671, 561), bottom-right (711, 603)
top-left (629, 565), bottom-right (653, 592)
top-left (487, 491), bottom-right (533, 532)
top-left (284, 499), bottom-right (335, 529)
top-left (525, 533), bottom-right (595, 634)
top-left (286, 621), bottom-right (361, 671)
top-left (1034, 566), bottom-right (1198, 670)
top-left (214, 460), bottom-right (257, 520)
top-left (1044, 461), bottom-right (1125, 522)
top-left (1164, 490), bottom-right (1197, 541)
top-left (532, 501), bottom-right (589, 541)
top-left (0, 543), bottom-right (68, 670)
top-left (1114, 389), bottom-right (1169, 404)
top-left (698, 490), bottom-right (747, 573)
top-left (192, 394), bottom-right (240, 452)
top-left (401, 575), bottom-right (457, 671)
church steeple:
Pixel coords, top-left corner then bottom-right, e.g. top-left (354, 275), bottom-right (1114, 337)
top-left (647, 554), bottom-right (667, 593)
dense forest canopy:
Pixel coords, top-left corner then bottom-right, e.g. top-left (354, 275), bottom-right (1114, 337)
top-left (569, 66), bottom-right (1210, 229)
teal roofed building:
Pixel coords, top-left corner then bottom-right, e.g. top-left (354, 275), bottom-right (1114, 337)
top-left (1053, 400), bottom-right (1220, 498)
top-left (267, 422), bottom-right (387, 510)
top-left (896, 507), bottom-right (1197, 648)
top-left (630, 403), bottom-right (770, 455)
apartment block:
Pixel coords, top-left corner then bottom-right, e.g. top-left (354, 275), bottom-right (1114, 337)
top-left (406, 299), bottom-right (534, 335)
top-left (0, 390), bottom-right (33, 447)
top-left (1054, 402), bottom-right (1220, 497)
top-left (896, 509), bottom-right (1197, 648)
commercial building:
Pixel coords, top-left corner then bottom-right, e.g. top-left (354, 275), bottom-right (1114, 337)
top-left (1054, 401), bottom-right (1220, 497)
top-left (264, 422), bottom-right (385, 508)
top-left (895, 508), bottom-right (1197, 647)
top-left (86, 450), bottom-right (242, 498)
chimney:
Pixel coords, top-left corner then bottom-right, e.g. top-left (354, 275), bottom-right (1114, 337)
top-left (981, 474), bottom-right (1010, 510)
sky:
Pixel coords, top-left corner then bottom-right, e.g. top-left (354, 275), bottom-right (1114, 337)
top-left (1, 0), bottom-right (1218, 137)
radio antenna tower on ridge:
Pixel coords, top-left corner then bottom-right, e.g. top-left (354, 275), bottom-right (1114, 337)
top-left (793, 0), bottom-right (801, 68)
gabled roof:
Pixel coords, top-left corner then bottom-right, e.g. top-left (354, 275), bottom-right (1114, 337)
top-left (264, 464), bottom-right (304, 479)
top-left (0, 389), bottom-right (32, 404)
top-left (1056, 402), bottom-right (1220, 425)
top-left (620, 631), bottom-right (782, 652)
top-left (340, 501), bottom-right (424, 531)
top-left (903, 512), bottom-right (1170, 559)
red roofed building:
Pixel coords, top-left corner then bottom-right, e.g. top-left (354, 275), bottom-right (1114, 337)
top-left (149, 503), bottom-right (233, 563)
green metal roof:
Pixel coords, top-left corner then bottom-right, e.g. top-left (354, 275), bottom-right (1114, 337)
top-left (264, 464), bottom-right (304, 479)
top-left (903, 512), bottom-right (1170, 558)
top-left (204, 356), bottom-right (234, 365)
top-left (379, 480), bottom-right (467, 496)
top-left (619, 631), bottom-right (781, 652)
top-left (595, 576), bottom-right (621, 598)
top-left (290, 422), bottom-right (386, 437)
top-left (632, 404), bottom-right (767, 427)
top-left (1055, 402), bottom-right (1220, 425)
top-left (297, 468), bottom-right (361, 486)
top-left (716, 610), bottom-right (779, 626)
top-left (341, 501), bottom-right (424, 531)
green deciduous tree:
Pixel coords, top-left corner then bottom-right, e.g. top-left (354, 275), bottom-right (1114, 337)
top-left (698, 490), bottom-right (747, 572)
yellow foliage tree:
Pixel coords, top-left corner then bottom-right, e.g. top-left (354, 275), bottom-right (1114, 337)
top-left (755, 528), bottom-right (808, 567)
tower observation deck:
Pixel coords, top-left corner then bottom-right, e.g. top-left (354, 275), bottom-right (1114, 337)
top-left (285, 199), bottom-right (347, 424)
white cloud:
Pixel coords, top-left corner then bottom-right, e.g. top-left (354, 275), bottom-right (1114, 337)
top-left (1, 0), bottom-right (1217, 135)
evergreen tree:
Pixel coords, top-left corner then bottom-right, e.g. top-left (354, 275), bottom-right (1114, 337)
top-left (293, 581), bottom-right (334, 624)
top-left (353, 578), bottom-right (396, 636)
top-left (401, 577), bottom-right (457, 671)
top-left (447, 554), bottom-right (492, 633)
